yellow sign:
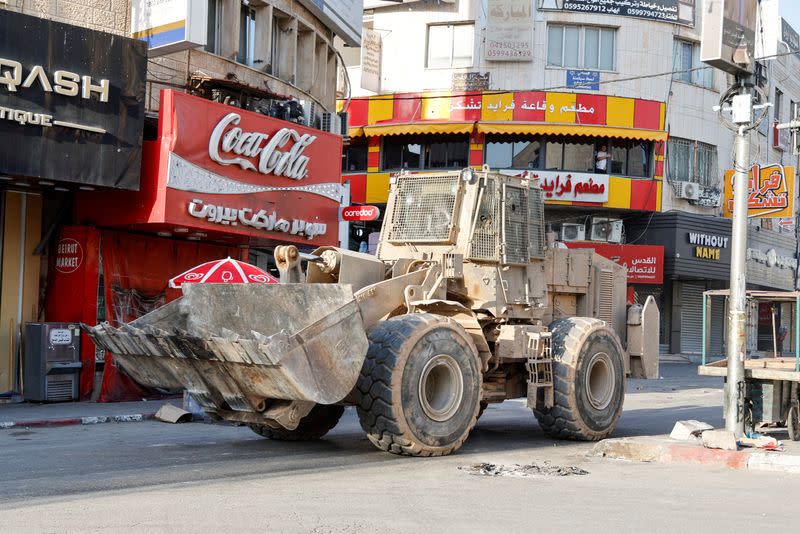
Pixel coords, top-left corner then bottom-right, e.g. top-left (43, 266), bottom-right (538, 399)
top-left (723, 164), bottom-right (795, 219)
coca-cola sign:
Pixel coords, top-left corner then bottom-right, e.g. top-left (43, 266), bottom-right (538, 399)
top-left (208, 112), bottom-right (316, 180)
top-left (341, 205), bottom-right (380, 221)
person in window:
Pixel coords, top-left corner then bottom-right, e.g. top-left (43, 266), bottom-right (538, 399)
top-left (595, 144), bottom-right (611, 173)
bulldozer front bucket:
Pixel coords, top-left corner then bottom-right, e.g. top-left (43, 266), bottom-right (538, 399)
top-left (85, 283), bottom-right (369, 411)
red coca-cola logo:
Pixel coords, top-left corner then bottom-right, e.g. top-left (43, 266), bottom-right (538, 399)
top-left (341, 205), bottom-right (380, 221)
top-left (55, 238), bottom-right (83, 274)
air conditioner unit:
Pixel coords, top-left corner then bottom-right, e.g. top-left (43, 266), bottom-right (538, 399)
top-left (675, 180), bottom-right (700, 200)
top-left (559, 223), bottom-right (586, 242)
top-left (321, 112), bottom-right (338, 134)
top-left (300, 100), bottom-right (318, 127)
top-left (590, 217), bottom-right (623, 243)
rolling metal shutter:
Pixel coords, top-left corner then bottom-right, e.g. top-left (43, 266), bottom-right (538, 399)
top-left (680, 282), bottom-right (705, 354)
top-left (709, 295), bottom-right (725, 358)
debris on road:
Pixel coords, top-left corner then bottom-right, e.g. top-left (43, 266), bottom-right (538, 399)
top-left (739, 433), bottom-right (784, 451)
top-left (155, 404), bottom-right (192, 424)
top-left (701, 430), bottom-right (738, 451)
top-left (459, 462), bottom-right (589, 477)
top-left (670, 420), bottom-right (714, 441)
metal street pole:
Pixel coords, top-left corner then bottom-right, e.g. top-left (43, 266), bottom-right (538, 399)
top-left (724, 84), bottom-right (751, 437)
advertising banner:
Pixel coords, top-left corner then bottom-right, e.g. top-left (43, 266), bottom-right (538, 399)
top-left (486, 0), bottom-right (534, 61)
top-left (0, 10), bottom-right (146, 189)
top-left (723, 164), bottom-right (795, 219)
top-left (566, 243), bottom-right (664, 284)
top-left (361, 29), bottom-right (382, 93)
top-left (162, 91), bottom-right (343, 246)
top-left (540, 0), bottom-right (694, 26)
top-left (130, 0), bottom-right (207, 55)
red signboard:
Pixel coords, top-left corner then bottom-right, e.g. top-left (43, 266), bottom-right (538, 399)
top-left (76, 90), bottom-right (343, 247)
top-left (341, 205), bottom-right (380, 221)
top-left (566, 243), bottom-right (664, 284)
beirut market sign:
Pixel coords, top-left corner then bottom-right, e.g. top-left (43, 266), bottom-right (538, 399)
top-left (535, 171), bottom-right (609, 203)
top-left (208, 112), bottom-right (317, 180)
top-left (187, 198), bottom-right (327, 240)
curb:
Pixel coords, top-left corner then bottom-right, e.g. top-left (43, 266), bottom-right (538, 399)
top-left (0, 412), bottom-right (157, 429)
top-left (592, 437), bottom-right (800, 474)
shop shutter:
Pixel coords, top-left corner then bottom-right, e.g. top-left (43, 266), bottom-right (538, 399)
top-left (680, 282), bottom-right (705, 354)
top-left (709, 295), bottom-right (725, 358)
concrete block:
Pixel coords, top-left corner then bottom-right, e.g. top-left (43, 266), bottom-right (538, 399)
top-left (701, 429), bottom-right (738, 451)
top-left (670, 420), bottom-right (714, 441)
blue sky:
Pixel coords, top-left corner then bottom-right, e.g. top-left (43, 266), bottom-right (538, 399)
top-left (782, 2), bottom-right (800, 31)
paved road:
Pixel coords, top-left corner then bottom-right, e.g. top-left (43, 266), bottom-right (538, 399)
top-left (1, 364), bottom-right (797, 532)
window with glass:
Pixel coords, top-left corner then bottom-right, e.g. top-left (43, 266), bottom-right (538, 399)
top-left (485, 134), bottom-right (652, 177)
top-left (672, 39), bottom-right (714, 89)
top-left (667, 137), bottom-right (718, 186)
top-left (382, 135), bottom-right (469, 170)
top-left (342, 140), bottom-right (368, 173)
top-left (547, 25), bottom-right (615, 70)
top-left (238, 4), bottom-right (257, 66)
top-left (775, 88), bottom-right (783, 122)
top-left (609, 139), bottom-right (650, 178)
top-left (205, 0), bottom-right (220, 54)
top-left (427, 23), bottom-right (474, 68)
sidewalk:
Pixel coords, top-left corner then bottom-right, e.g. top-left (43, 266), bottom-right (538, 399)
top-left (0, 399), bottom-right (168, 429)
top-left (593, 435), bottom-right (800, 474)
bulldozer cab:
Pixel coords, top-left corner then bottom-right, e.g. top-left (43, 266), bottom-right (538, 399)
top-left (377, 167), bottom-right (546, 267)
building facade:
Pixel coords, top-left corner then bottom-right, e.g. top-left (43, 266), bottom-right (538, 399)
top-left (339, 0), bottom-right (800, 355)
top-left (0, 0), bottom-right (358, 400)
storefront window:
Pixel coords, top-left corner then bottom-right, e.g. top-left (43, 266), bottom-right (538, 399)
top-left (342, 140), bottom-right (368, 173)
top-left (382, 135), bottom-right (468, 170)
top-left (485, 135), bottom-right (652, 177)
top-left (610, 139), bottom-right (651, 178)
top-left (485, 137), bottom-right (541, 169)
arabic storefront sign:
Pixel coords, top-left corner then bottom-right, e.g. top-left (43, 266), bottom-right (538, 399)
top-left (361, 29), bottom-right (381, 93)
top-left (486, 0), bottom-right (533, 61)
top-left (566, 243), bottom-right (664, 284)
top-left (451, 72), bottom-right (490, 92)
top-left (723, 164), bottom-right (795, 219)
top-left (688, 231), bottom-right (729, 261)
top-left (566, 70), bottom-right (600, 91)
top-left (346, 91), bottom-right (665, 131)
top-left (0, 10), bottom-right (146, 189)
top-left (534, 171), bottom-right (609, 203)
top-left (541, 0), bottom-right (694, 26)
top-left (76, 90), bottom-right (343, 245)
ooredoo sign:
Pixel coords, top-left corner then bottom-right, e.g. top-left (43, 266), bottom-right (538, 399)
top-left (341, 205), bottom-right (380, 221)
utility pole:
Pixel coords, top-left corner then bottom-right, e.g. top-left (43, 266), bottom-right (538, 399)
top-left (724, 79), bottom-right (752, 437)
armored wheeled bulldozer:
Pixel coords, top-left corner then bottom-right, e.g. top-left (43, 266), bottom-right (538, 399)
top-left (87, 168), bottom-right (659, 456)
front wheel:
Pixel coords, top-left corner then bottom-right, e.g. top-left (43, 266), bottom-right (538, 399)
top-left (533, 318), bottom-right (625, 441)
top-left (249, 404), bottom-right (344, 441)
top-left (355, 314), bottom-right (482, 456)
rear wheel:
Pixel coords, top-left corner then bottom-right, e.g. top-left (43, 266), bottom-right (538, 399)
top-left (355, 314), bottom-right (482, 456)
top-left (249, 404), bottom-right (344, 441)
top-left (533, 318), bottom-right (625, 441)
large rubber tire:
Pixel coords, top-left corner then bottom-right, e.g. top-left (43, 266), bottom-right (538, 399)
top-left (355, 313), bottom-right (482, 457)
top-left (533, 318), bottom-right (626, 441)
top-left (249, 404), bottom-right (344, 441)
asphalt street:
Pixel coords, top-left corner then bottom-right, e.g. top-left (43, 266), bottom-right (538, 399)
top-left (1, 363), bottom-right (797, 533)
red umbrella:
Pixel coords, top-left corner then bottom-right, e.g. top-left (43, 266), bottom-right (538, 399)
top-left (169, 257), bottom-right (278, 289)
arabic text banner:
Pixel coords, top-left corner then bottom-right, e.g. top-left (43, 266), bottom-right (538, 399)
top-left (566, 243), bottom-right (664, 284)
top-left (723, 164), bottom-right (795, 219)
